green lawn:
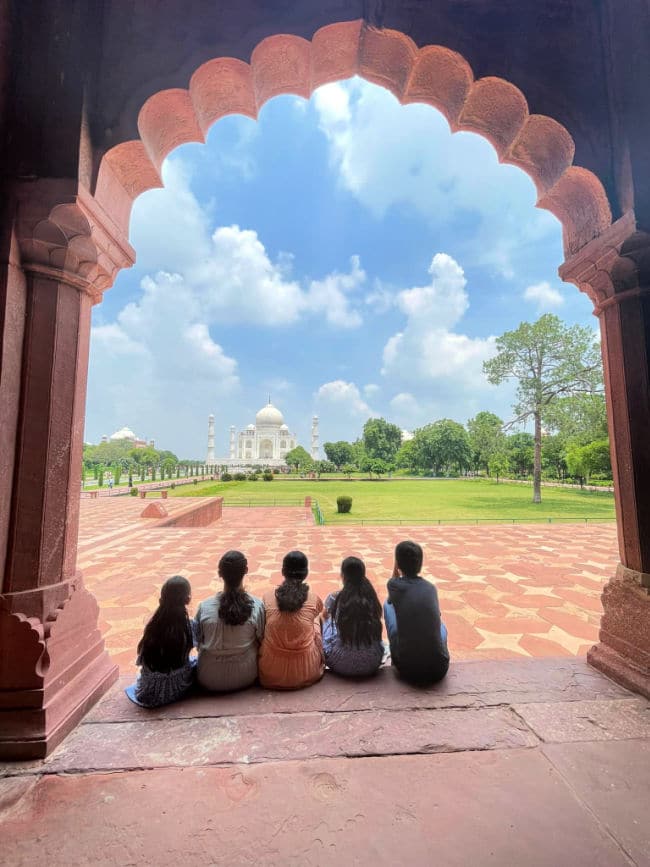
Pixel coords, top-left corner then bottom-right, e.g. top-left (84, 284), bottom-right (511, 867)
top-left (170, 477), bottom-right (615, 524)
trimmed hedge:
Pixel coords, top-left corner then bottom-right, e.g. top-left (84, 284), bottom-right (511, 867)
top-left (262, 471), bottom-right (274, 481)
top-left (337, 495), bottom-right (352, 513)
top-left (221, 472), bottom-right (232, 481)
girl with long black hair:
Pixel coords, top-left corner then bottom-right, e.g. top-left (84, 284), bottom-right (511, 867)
top-left (194, 550), bottom-right (265, 692)
top-left (322, 556), bottom-right (384, 677)
top-left (126, 575), bottom-right (196, 707)
top-left (258, 550), bottom-right (325, 689)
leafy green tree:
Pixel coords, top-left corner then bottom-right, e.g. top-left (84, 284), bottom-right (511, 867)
top-left (342, 464), bottom-right (355, 479)
top-left (541, 434), bottom-right (567, 480)
top-left (369, 457), bottom-right (390, 477)
top-left (362, 418), bottom-right (402, 463)
top-left (484, 314), bottom-right (602, 503)
top-left (98, 468), bottom-right (104, 487)
top-left (467, 411), bottom-right (504, 474)
top-left (413, 419), bottom-right (471, 475)
top-left (488, 451), bottom-right (510, 483)
top-left (566, 439), bottom-right (611, 485)
top-left (323, 441), bottom-right (354, 469)
top-left (350, 439), bottom-right (367, 470)
top-left (545, 393), bottom-right (608, 446)
top-left (506, 432), bottom-right (535, 477)
top-left (395, 439), bottom-right (417, 472)
top-left (284, 445), bottom-right (313, 472)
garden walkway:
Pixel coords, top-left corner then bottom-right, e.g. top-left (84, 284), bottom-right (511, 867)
top-left (75, 499), bottom-right (618, 673)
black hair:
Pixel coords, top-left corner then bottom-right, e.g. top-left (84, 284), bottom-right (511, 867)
top-left (330, 556), bottom-right (382, 647)
top-left (218, 550), bottom-right (254, 626)
top-left (137, 575), bottom-right (192, 673)
top-left (395, 540), bottom-right (423, 577)
top-left (275, 550), bottom-right (309, 612)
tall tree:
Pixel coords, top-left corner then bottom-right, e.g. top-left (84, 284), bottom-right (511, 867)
top-left (323, 441), bottom-right (354, 469)
top-left (484, 314), bottom-right (602, 503)
top-left (467, 411), bottom-right (504, 474)
top-left (412, 419), bottom-right (471, 475)
top-left (506, 432), bottom-right (535, 477)
top-left (544, 393), bottom-right (608, 446)
top-left (395, 439), bottom-right (417, 472)
top-left (362, 418), bottom-right (402, 463)
top-left (284, 445), bottom-right (313, 472)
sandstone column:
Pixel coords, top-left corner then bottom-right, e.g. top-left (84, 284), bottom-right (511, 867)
top-left (0, 181), bottom-right (134, 758)
top-left (560, 214), bottom-right (650, 698)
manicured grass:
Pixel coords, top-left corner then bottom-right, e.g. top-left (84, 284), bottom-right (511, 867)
top-left (170, 477), bottom-right (615, 524)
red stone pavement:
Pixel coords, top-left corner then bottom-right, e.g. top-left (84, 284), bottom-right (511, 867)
top-left (76, 499), bottom-right (618, 674)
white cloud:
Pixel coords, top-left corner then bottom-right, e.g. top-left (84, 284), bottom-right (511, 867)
top-left (129, 158), bottom-right (368, 329)
top-left (304, 255), bottom-right (365, 328)
top-left (523, 281), bottom-right (564, 311)
top-left (316, 380), bottom-right (373, 415)
top-left (314, 79), bottom-right (561, 278)
top-left (378, 253), bottom-right (504, 426)
top-left (364, 383), bottom-right (380, 397)
top-left (365, 280), bottom-right (395, 313)
top-left (87, 156), bottom-right (373, 453)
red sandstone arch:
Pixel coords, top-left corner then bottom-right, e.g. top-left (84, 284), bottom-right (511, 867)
top-left (95, 21), bottom-right (612, 259)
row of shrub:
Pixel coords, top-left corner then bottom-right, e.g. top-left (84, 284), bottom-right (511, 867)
top-left (221, 471), bottom-right (274, 482)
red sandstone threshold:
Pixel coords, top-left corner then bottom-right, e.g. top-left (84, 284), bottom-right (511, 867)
top-left (1, 749), bottom-right (642, 866)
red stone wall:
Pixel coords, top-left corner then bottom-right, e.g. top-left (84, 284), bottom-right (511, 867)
top-left (160, 498), bottom-right (223, 528)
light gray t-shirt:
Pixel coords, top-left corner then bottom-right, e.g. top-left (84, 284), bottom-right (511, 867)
top-left (194, 592), bottom-right (265, 691)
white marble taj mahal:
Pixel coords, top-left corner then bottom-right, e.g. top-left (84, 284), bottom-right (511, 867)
top-left (206, 399), bottom-right (319, 467)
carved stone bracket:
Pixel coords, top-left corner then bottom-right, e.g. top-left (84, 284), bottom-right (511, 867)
top-left (559, 210), bottom-right (650, 310)
top-left (11, 178), bottom-right (135, 302)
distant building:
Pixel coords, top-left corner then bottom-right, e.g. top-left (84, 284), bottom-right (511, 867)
top-left (206, 399), bottom-right (305, 467)
top-left (104, 426), bottom-right (149, 449)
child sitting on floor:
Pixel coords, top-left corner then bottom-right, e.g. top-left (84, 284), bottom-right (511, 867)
top-left (126, 575), bottom-right (196, 707)
top-left (383, 540), bottom-right (449, 685)
top-left (322, 556), bottom-right (384, 678)
top-left (194, 550), bottom-right (265, 692)
top-left (258, 550), bottom-right (325, 690)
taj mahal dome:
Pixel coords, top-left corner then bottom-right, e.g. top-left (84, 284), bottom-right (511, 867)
top-left (206, 399), bottom-right (319, 468)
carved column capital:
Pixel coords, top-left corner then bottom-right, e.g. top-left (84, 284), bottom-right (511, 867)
top-left (559, 210), bottom-right (650, 313)
top-left (12, 179), bottom-right (135, 302)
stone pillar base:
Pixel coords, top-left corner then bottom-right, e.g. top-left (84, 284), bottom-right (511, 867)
top-left (587, 563), bottom-right (650, 700)
top-left (0, 576), bottom-right (118, 760)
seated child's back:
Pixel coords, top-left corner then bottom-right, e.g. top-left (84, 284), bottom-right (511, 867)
top-left (385, 541), bottom-right (449, 685)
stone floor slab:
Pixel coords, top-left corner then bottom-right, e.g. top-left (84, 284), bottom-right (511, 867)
top-left (32, 705), bottom-right (537, 774)
top-left (543, 739), bottom-right (650, 866)
top-left (514, 698), bottom-right (650, 743)
top-left (84, 659), bottom-right (631, 724)
top-left (0, 752), bottom-right (634, 867)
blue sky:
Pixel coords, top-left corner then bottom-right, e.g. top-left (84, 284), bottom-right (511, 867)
top-left (86, 77), bottom-right (596, 459)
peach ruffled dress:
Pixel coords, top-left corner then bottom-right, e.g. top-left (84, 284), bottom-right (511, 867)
top-left (258, 589), bottom-right (325, 689)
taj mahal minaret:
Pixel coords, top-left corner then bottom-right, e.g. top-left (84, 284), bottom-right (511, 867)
top-left (206, 414), bottom-right (215, 465)
top-left (311, 415), bottom-right (320, 460)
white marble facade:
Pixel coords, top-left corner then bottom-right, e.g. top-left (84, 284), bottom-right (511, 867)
top-left (207, 400), bottom-right (297, 466)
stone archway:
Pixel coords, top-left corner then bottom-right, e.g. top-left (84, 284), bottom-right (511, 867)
top-left (2, 19), bottom-right (649, 760)
top-left (259, 439), bottom-right (274, 460)
top-left (95, 22), bottom-right (612, 260)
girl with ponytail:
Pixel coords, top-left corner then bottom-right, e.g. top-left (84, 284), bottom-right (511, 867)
top-left (259, 550), bottom-right (325, 689)
top-left (126, 575), bottom-right (196, 707)
top-left (322, 557), bottom-right (384, 677)
top-left (194, 550), bottom-right (265, 692)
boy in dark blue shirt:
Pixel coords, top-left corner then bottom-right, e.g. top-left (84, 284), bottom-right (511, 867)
top-left (384, 540), bottom-right (449, 685)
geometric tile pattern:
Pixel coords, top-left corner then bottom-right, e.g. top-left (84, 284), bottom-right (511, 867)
top-left (77, 500), bottom-right (619, 674)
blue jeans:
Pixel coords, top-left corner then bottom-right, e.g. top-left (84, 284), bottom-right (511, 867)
top-left (383, 601), bottom-right (448, 645)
